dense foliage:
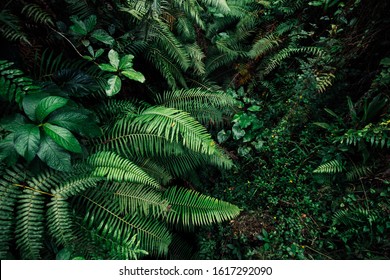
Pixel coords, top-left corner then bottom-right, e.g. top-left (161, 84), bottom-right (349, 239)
top-left (0, 0), bottom-right (389, 260)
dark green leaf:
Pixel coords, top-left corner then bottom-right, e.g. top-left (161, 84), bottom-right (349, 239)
top-left (43, 123), bottom-right (82, 153)
top-left (35, 96), bottom-right (68, 122)
top-left (232, 123), bottom-right (245, 140)
top-left (0, 114), bottom-right (27, 132)
top-left (37, 135), bottom-right (71, 171)
top-left (22, 92), bottom-right (50, 121)
top-left (91, 29), bottom-right (115, 45)
top-left (14, 124), bottom-right (40, 162)
top-left (47, 110), bottom-right (102, 137)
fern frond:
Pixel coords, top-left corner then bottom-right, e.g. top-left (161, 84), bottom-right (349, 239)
top-left (333, 206), bottom-right (380, 227)
top-left (163, 186), bottom-right (241, 230)
top-left (264, 47), bottom-right (326, 75)
top-left (21, 3), bottom-right (54, 26)
top-left (0, 165), bottom-right (27, 259)
top-left (149, 20), bottom-right (190, 71)
top-left (199, 0), bottom-right (231, 13)
top-left (313, 159), bottom-right (344, 174)
top-left (79, 190), bottom-right (172, 256)
top-left (248, 33), bottom-right (281, 58)
top-left (185, 43), bottom-right (206, 75)
top-left (87, 151), bottom-right (161, 188)
top-left (346, 164), bottom-right (373, 181)
top-left (0, 60), bottom-right (39, 104)
top-left (130, 106), bottom-right (217, 155)
top-left (47, 197), bottom-right (75, 247)
top-left (110, 182), bottom-right (169, 216)
top-left (0, 10), bottom-right (29, 44)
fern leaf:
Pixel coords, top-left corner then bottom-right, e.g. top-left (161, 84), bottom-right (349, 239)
top-left (163, 186), bottom-right (241, 230)
top-left (80, 190), bottom-right (172, 256)
top-left (87, 151), bottom-right (161, 188)
top-left (21, 4), bottom-right (54, 26)
top-left (313, 159), bottom-right (344, 174)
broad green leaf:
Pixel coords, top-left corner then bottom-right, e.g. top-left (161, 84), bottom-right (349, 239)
top-left (22, 92), bottom-right (50, 121)
top-left (91, 29), bottom-right (115, 45)
top-left (232, 122), bottom-right (245, 140)
top-left (0, 114), bottom-right (27, 132)
top-left (118, 54), bottom-right (134, 70)
top-left (0, 134), bottom-right (18, 165)
top-left (108, 49), bottom-right (120, 69)
top-left (43, 123), bottom-right (82, 153)
top-left (95, 49), bottom-right (104, 58)
top-left (98, 63), bottom-right (117, 72)
top-left (14, 124), bottom-right (40, 162)
top-left (247, 105), bottom-right (261, 112)
top-left (37, 135), bottom-right (71, 171)
top-left (121, 69), bottom-right (145, 83)
top-left (35, 96), bottom-right (68, 122)
top-left (69, 17), bottom-right (88, 35)
top-left (48, 110), bottom-right (102, 137)
top-left (105, 75), bottom-right (122, 96)
top-left (85, 15), bottom-right (97, 33)
top-left (217, 129), bottom-right (231, 143)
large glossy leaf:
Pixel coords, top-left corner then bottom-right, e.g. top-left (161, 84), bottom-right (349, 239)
top-left (98, 63), bottom-right (117, 72)
top-left (37, 136), bottom-right (71, 171)
top-left (35, 96), bottom-right (68, 122)
top-left (105, 75), bottom-right (122, 96)
top-left (43, 123), bottom-right (82, 153)
top-left (13, 124), bottom-right (40, 162)
top-left (121, 69), bottom-right (145, 83)
top-left (47, 110), bottom-right (102, 137)
top-left (118, 54), bottom-right (134, 70)
top-left (91, 29), bottom-right (115, 45)
top-left (108, 49), bottom-right (120, 69)
top-left (22, 92), bottom-right (50, 121)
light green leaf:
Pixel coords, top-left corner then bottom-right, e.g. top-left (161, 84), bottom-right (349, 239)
top-left (108, 49), bottom-right (120, 69)
top-left (247, 105), bottom-right (261, 112)
top-left (35, 96), bottom-right (68, 122)
top-left (14, 124), bottom-right (40, 162)
top-left (37, 135), bottom-right (71, 171)
top-left (43, 123), bottom-right (82, 153)
top-left (232, 123), bottom-right (245, 140)
top-left (105, 75), bottom-right (122, 96)
top-left (119, 54), bottom-right (134, 70)
top-left (91, 29), bottom-right (115, 45)
top-left (98, 63), bottom-right (117, 72)
top-left (121, 70), bottom-right (145, 83)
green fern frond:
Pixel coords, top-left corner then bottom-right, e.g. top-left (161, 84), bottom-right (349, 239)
top-left (134, 158), bottom-right (173, 185)
top-left (0, 60), bottom-right (39, 104)
top-left (313, 159), bottom-right (344, 174)
top-left (110, 182), bottom-right (169, 216)
top-left (333, 206), bottom-right (380, 227)
top-left (21, 3), bottom-right (54, 26)
top-left (65, 0), bottom-right (95, 19)
top-left (248, 33), bottom-right (281, 58)
top-left (80, 190), bottom-right (172, 256)
top-left (130, 106), bottom-right (217, 155)
top-left (87, 151), bottom-right (161, 188)
top-left (206, 52), bottom-right (240, 75)
top-left (47, 197), bottom-right (75, 247)
top-left (163, 186), bottom-right (241, 230)
top-left (149, 20), bottom-right (190, 71)
top-left (185, 43), bottom-right (206, 75)
top-left (316, 72), bottom-right (335, 93)
top-left (173, 0), bottom-right (205, 29)
top-left (264, 47), bottom-right (326, 75)
top-left (346, 165), bottom-right (373, 181)
top-left (145, 47), bottom-right (187, 88)
top-left (0, 10), bottom-right (29, 44)
top-left (0, 165), bottom-right (27, 259)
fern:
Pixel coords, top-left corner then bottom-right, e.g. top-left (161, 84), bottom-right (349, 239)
top-left (87, 151), bottom-right (161, 188)
top-left (313, 159), bottom-right (344, 174)
top-left (333, 206), bottom-right (380, 227)
top-left (21, 3), bottom-right (54, 26)
top-left (163, 186), bottom-right (241, 230)
top-left (0, 60), bottom-right (39, 104)
top-left (0, 10), bottom-right (29, 44)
